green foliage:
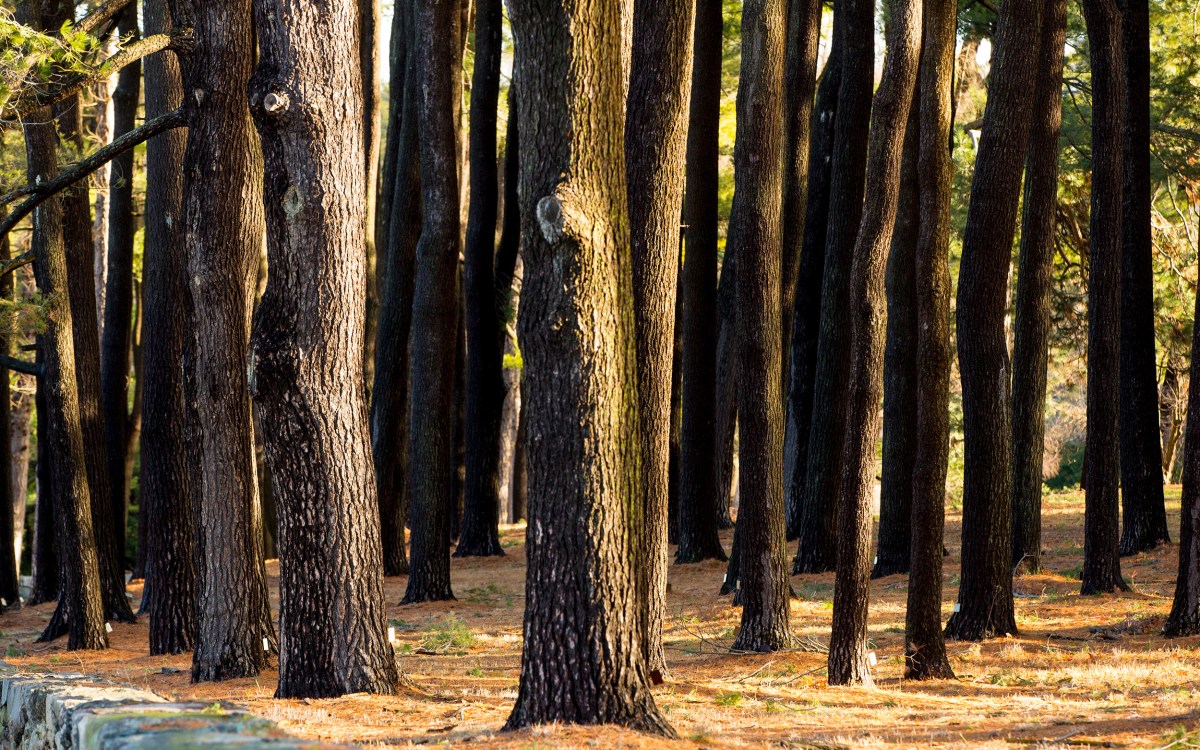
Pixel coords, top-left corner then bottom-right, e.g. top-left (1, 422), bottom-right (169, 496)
top-left (420, 615), bottom-right (476, 653)
top-left (0, 9), bottom-right (105, 115)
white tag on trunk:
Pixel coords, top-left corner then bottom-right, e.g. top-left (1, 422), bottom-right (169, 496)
top-left (105, 622), bottom-right (113, 633)
top-left (867, 651), bottom-right (877, 667)
top-left (953, 602), bottom-right (961, 613)
top-left (263, 637), bottom-right (270, 652)
top-left (873, 556), bottom-right (878, 565)
top-left (388, 626), bottom-right (396, 644)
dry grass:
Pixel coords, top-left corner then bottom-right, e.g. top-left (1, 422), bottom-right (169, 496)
top-left (2, 489), bottom-right (1199, 748)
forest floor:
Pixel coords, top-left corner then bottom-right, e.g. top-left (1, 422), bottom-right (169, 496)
top-left (2, 490), bottom-right (1199, 749)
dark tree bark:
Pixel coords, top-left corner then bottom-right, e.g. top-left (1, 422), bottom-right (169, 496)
top-left (139, 0), bottom-right (195, 657)
top-left (667, 266), bottom-right (684, 546)
top-left (248, 0), bottom-right (401, 699)
top-left (1164, 269), bottom-right (1200, 635)
top-left (1079, 0), bottom-right (1130, 596)
top-left (872, 99), bottom-right (920, 581)
top-left (1118, 0), bottom-right (1169, 556)
top-left (362, 0), bottom-right (382, 388)
top-left (625, 0), bottom-right (694, 678)
top-left (510, 400), bottom-right (527, 523)
top-left (713, 245), bottom-right (738, 530)
top-left (457, 0), bottom-right (506, 559)
top-left (100, 5), bottom-right (140, 567)
top-left (905, 0), bottom-right (956, 681)
top-left (29, 366), bottom-right (58, 606)
top-left (946, 0), bottom-right (1045, 642)
top-left (181, 0), bottom-right (276, 682)
top-left (23, 101), bottom-right (108, 650)
top-left (677, 0), bottom-right (728, 565)
top-left (372, 0), bottom-right (420, 577)
top-left (785, 20), bottom-right (842, 541)
top-left (827, 0), bottom-right (921, 686)
top-left (794, 0), bottom-right (873, 575)
top-left (402, 0), bottom-right (463, 605)
top-left (1010, 0), bottom-right (1067, 575)
top-left (503, 0), bottom-right (672, 733)
top-left (728, 0), bottom-right (793, 655)
top-left (0, 229), bottom-right (17, 609)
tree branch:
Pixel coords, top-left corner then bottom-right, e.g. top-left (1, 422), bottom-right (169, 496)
top-left (76, 0), bottom-right (135, 36)
top-left (1155, 123), bottom-right (1200, 143)
top-left (0, 105), bottom-right (188, 240)
top-left (0, 354), bottom-right (41, 377)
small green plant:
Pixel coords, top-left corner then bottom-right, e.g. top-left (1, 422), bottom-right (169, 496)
top-left (714, 691), bottom-right (743, 707)
top-left (421, 615), bottom-right (475, 653)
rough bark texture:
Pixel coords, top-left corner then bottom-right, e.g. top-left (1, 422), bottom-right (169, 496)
top-left (457, 0), bottom-right (506, 559)
top-left (794, 0), bottom-right (873, 575)
top-left (677, 0), bottom-right (729, 565)
top-left (402, 0), bottom-right (463, 605)
top-left (29, 368), bottom-right (58, 606)
top-left (625, 0), bottom-right (694, 678)
top-left (181, 0), bottom-right (276, 682)
top-left (872, 99), bottom-right (920, 581)
top-left (503, 0), bottom-right (672, 732)
top-left (138, 0), bottom-right (195, 657)
top-left (1080, 0), bottom-right (1130, 597)
top-left (946, 0), bottom-right (1044, 642)
top-left (905, 0), bottom-right (956, 681)
top-left (784, 20), bottom-right (842, 541)
top-left (0, 229), bottom-right (17, 608)
top-left (24, 102), bottom-right (108, 651)
top-left (372, 0), bottom-right (420, 577)
top-left (248, 0), bottom-right (401, 699)
top-left (729, 0), bottom-right (793, 655)
top-left (1164, 276), bottom-right (1200, 635)
top-left (1010, 0), bottom-right (1067, 575)
top-left (827, 0), bottom-right (921, 686)
top-left (1118, 0), bottom-right (1169, 556)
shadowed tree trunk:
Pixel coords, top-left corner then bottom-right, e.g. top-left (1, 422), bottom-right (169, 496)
top-left (1010, 0), bottom-right (1067, 575)
top-left (729, 0), bottom-right (793, 654)
top-left (827, 0), bottom-right (921, 686)
top-left (249, 0), bottom-right (401, 698)
top-left (372, 0), bottom-right (420, 577)
top-left (502, 0), bottom-right (673, 733)
top-left (181, 0), bottom-right (276, 682)
top-left (667, 265), bottom-right (684, 546)
top-left (794, 0), bottom-right (873, 575)
top-left (785, 19), bottom-right (842, 541)
top-left (29, 367), bottom-right (58, 606)
top-left (946, 0), bottom-right (1045, 642)
top-left (677, 0), bottom-right (729, 565)
top-left (140, 0), bottom-right (196, 657)
top-left (402, 0), bottom-right (463, 605)
top-left (362, 0), bottom-right (382, 388)
top-left (872, 99), bottom-right (920, 581)
top-left (1080, 0), bottom-right (1130, 597)
top-left (714, 244), bottom-right (739, 530)
top-left (626, 0), bottom-right (694, 678)
top-left (1118, 0), bottom-right (1169, 556)
top-left (905, 0), bottom-right (955, 680)
top-left (0, 229), bottom-right (17, 609)
top-left (457, 0), bottom-right (506, 559)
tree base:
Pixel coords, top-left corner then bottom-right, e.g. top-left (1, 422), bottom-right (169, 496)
top-left (453, 535), bottom-right (506, 558)
top-left (675, 540), bottom-right (727, 564)
top-left (400, 584), bottom-right (456, 605)
top-left (904, 647), bottom-right (955, 680)
top-left (944, 606), bottom-right (1017, 642)
top-left (870, 560), bottom-right (908, 579)
top-left (1164, 609), bottom-right (1200, 637)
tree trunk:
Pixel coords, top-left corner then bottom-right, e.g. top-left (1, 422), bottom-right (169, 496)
top-left (139, 0), bottom-right (195, 657)
top-left (729, 0), bottom-right (793, 655)
top-left (29, 364), bottom-right (58, 605)
top-left (1165, 278), bottom-right (1200, 635)
top-left (362, 0), bottom-right (382, 390)
top-left (1080, 0), bottom-right (1130, 596)
top-left (946, 0), bottom-right (1044, 642)
top-left (11, 359), bottom-right (34, 571)
top-left (23, 100), bottom-right (108, 650)
top-left (372, 0), bottom-right (421, 577)
top-left (511, 399), bottom-right (527, 523)
top-left (503, 0), bottom-right (672, 732)
top-left (1010, 0), bottom-right (1067, 575)
top-left (402, 0), bottom-right (463, 605)
top-left (667, 265), bottom-right (684, 546)
top-left (905, 0), bottom-right (956, 681)
top-left (827, 0), bottom-right (921, 686)
top-left (793, 0), bottom-right (873, 575)
top-left (181, 0), bottom-right (276, 682)
top-left (677, 0), bottom-right (729, 565)
top-left (0, 230), bottom-right (17, 608)
top-left (248, 0), bottom-right (400, 699)
top-left (457, 0), bottom-right (506, 558)
top-left (872, 98), bottom-right (920, 581)
top-left (1118, 0), bottom-right (1169, 556)
top-left (714, 246), bottom-right (738, 530)
top-left (785, 20), bottom-right (842, 541)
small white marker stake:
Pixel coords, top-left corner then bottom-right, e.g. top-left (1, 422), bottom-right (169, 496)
top-left (867, 651), bottom-right (877, 668)
top-left (388, 626), bottom-right (396, 644)
top-left (105, 622), bottom-right (113, 633)
top-left (263, 637), bottom-right (270, 652)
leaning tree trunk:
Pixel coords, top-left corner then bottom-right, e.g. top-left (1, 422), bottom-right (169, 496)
top-left (23, 102), bottom-right (108, 651)
top-left (1010, 0), bottom-right (1067, 575)
top-left (372, 0), bottom-right (421, 577)
top-left (1118, 0), bottom-right (1169, 556)
top-left (457, 0), bottom-right (506, 559)
top-left (872, 99), bottom-right (920, 581)
top-left (677, 0), bottom-right (729, 565)
top-left (946, 0), bottom-right (1045, 642)
top-left (794, 0), bottom-right (873, 575)
top-left (181, 0), bottom-right (276, 682)
top-left (503, 0), bottom-right (673, 733)
top-left (248, 0), bottom-right (401, 699)
top-left (827, 0), bottom-right (921, 686)
top-left (1080, 0), bottom-right (1130, 596)
top-left (402, 0), bottom-right (463, 605)
top-left (139, 0), bottom-right (195, 657)
top-left (1165, 271), bottom-right (1200, 635)
top-left (728, 0), bottom-right (794, 654)
top-left (905, 0), bottom-right (956, 681)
